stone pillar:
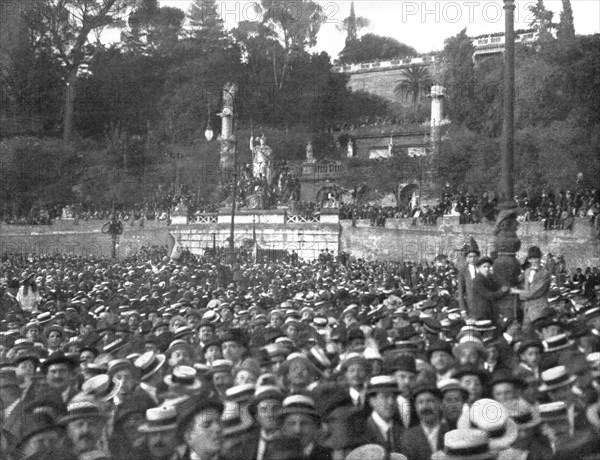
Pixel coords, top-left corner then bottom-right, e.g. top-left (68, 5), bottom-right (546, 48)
top-left (218, 83), bottom-right (237, 189)
top-left (430, 84), bottom-right (445, 153)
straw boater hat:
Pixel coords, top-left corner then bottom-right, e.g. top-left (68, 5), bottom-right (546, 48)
top-left (80, 374), bottom-right (122, 402)
top-left (225, 383), bottom-right (256, 405)
top-left (585, 401), bottom-right (600, 430)
top-left (281, 394), bottom-right (320, 420)
top-left (457, 399), bottom-right (518, 451)
top-left (453, 335), bottom-right (487, 359)
top-left (345, 444), bottom-right (408, 460)
top-left (432, 429), bottom-right (497, 460)
top-left (279, 352), bottom-right (317, 377)
top-left (538, 365), bottom-right (577, 392)
top-left (247, 385), bottom-right (284, 418)
top-left (538, 401), bottom-right (569, 423)
top-left (138, 405), bottom-right (178, 433)
top-left (163, 365), bottom-right (202, 390)
top-left (542, 333), bottom-right (574, 353)
top-left (134, 351), bottom-right (166, 381)
top-left (59, 398), bottom-right (107, 425)
top-left (207, 359), bottom-right (233, 376)
top-left (221, 400), bottom-right (254, 438)
top-left (366, 375), bottom-right (401, 396)
top-left (503, 399), bottom-right (541, 430)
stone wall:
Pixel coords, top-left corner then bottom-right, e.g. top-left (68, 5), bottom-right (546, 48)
top-left (340, 217), bottom-right (600, 268)
top-left (0, 220), bottom-right (171, 259)
top-left (347, 68), bottom-right (430, 109)
top-left (2, 217), bottom-right (598, 268)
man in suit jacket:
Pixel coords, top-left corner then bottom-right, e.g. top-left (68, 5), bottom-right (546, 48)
top-left (511, 246), bottom-right (551, 332)
top-left (471, 257), bottom-right (510, 321)
top-left (457, 243), bottom-right (480, 316)
top-left (400, 385), bottom-right (449, 460)
top-left (364, 376), bottom-right (404, 453)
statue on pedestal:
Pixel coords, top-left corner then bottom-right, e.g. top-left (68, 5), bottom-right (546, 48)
top-left (347, 138), bottom-right (354, 158)
top-left (250, 133), bottom-right (273, 185)
top-left (305, 141), bottom-right (316, 163)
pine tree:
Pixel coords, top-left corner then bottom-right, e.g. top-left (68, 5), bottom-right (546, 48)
top-left (528, 0), bottom-right (555, 42)
top-left (557, 0), bottom-right (575, 42)
top-left (188, 0), bottom-right (227, 48)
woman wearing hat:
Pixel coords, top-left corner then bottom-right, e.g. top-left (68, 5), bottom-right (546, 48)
top-left (17, 274), bottom-right (41, 313)
top-left (43, 325), bottom-right (65, 354)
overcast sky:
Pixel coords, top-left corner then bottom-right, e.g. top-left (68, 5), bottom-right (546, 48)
top-left (160, 0), bottom-right (599, 57)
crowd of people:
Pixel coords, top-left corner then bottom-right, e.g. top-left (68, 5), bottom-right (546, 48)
top-left (0, 240), bottom-right (599, 460)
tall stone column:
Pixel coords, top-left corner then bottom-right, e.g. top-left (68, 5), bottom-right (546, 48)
top-left (219, 83), bottom-right (237, 187)
top-left (430, 84), bottom-right (445, 155)
top-left (494, 0), bottom-right (521, 324)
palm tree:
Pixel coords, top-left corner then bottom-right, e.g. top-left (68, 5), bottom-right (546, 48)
top-left (394, 64), bottom-right (433, 105)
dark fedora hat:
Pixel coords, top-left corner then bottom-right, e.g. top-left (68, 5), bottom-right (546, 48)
top-left (452, 365), bottom-right (490, 384)
top-left (41, 351), bottom-right (77, 373)
top-left (489, 369), bottom-right (525, 388)
top-left (16, 413), bottom-right (64, 449)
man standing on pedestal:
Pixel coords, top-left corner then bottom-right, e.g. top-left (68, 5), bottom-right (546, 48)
top-left (511, 246), bottom-right (551, 332)
top-left (458, 238), bottom-right (480, 317)
top-left (471, 257), bottom-right (510, 322)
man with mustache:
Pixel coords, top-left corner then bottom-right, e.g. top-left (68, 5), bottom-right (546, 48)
top-left (60, 398), bottom-right (108, 459)
top-left (400, 385), bottom-right (449, 460)
top-left (43, 351), bottom-right (79, 403)
top-left (138, 405), bottom-right (179, 460)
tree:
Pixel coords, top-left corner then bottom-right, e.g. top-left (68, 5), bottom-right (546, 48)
top-left (26, 0), bottom-right (136, 141)
top-left (528, 0), bottom-right (555, 42)
top-left (124, 0), bottom-right (185, 55)
top-left (261, 0), bottom-right (326, 90)
top-left (339, 33), bottom-right (417, 64)
top-left (188, 0), bottom-right (228, 52)
top-left (557, 0), bottom-right (575, 43)
top-left (394, 64), bottom-right (432, 105)
top-left (441, 29), bottom-right (480, 129)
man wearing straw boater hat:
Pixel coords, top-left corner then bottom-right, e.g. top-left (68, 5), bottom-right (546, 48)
top-left (280, 394), bottom-right (330, 460)
top-left (137, 405), bottom-right (179, 460)
top-left (59, 398), bottom-right (108, 459)
top-left (364, 375), bottom-right (404, 453)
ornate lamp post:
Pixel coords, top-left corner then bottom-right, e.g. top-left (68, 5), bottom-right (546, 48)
top-left (494, 0), bottom-right (521, 323)
top-left (218, 84), bottom-right (238, 254)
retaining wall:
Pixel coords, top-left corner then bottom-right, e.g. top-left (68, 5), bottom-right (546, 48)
top-left (1, 217), bottom-right (598, 268)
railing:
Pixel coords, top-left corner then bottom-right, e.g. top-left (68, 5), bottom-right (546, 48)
top-left (191, 213), bottom-right (218, 224)
top-left (473, 31), bottom-right (538, 50)
top-left (332, 55), bottom-right (435, 73)
top-left (314, 163), bottom-right (343, 174)
top-left (287, 214), bottom-right (320, 223)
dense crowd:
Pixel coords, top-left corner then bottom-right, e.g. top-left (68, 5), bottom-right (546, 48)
top-left (1, 240), bottom-right (599, 460)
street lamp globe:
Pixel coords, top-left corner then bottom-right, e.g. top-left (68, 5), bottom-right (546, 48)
top-left (205, 126), bottom-right (214, 142)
